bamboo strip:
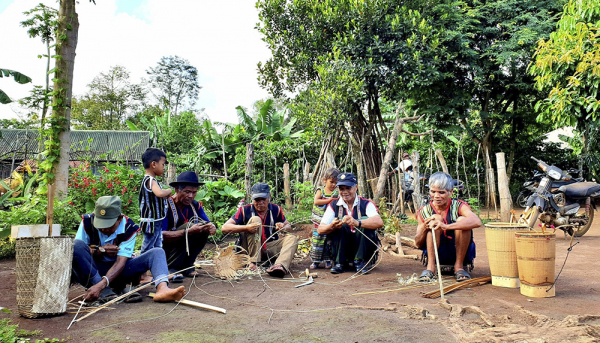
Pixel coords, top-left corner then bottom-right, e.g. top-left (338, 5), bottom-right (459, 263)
top-left (352, 279), bottom-right (454, 296)
top-left (421, 276), bottom-right (491, 299)
top-left (148, 293), bottom-right (226, 314)
top-left (74, 265), bottom-right (195, 323)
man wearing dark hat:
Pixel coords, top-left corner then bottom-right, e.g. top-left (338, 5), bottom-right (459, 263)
top-left (222, 182), bottom-right (298, 278)
top-left (318, 173), bottom-right (383, 274)
top-left (72, 196), bottom-right (185, 303)
top-left (162, 171), bottom-right (217, 280)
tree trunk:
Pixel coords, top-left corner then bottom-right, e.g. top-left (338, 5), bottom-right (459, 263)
top-left (51, 0), bottom-right (78, 201)
top-left (411, 151), bottom-right (422, 209)
top-left (166, 163), bottom-right (177, 185)
top-left (245, 143), bottom-right (253, 203)
top-left (373, 104), bottom-right (403, 204)
top-left (284, 163), bottom-right (291, 210)
top-left (435, 149), bottom-right (449, 174)
top-left (398, 149), bottom-right (405, 215)
top-left (496, 152), bottom-right (512, 222)
top-left (483, 137), bottom-right (497, 209)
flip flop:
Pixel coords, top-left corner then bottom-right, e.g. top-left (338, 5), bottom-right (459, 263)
top-left (98, 287), bottom-right (118, 304)
top-left (168, 269), bottom-right (184, 283)
top-left (419, 269), bottom-right (435, 282)
top-left (310, 262), bottom-right (320, 270)
top-left (266, 264), bottom-right (286, 278)
top-left (454, 269), bottom-right (471, 282)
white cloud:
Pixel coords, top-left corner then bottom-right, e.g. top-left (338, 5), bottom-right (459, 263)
top-left (0, 0), bottom-right (271, 124)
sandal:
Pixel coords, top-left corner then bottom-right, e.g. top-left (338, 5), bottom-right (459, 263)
top-left (121, 285), bottom-right (143, 303)
top-left (266, 264), bottom-right (286, 278)
top-left (454, 269), bottom-right (471, 282)
top-left (310, 262), bottom-right (320, 270)
top-left (168, 269), bottom-right (184, 283)
top-left (324, 261), bottom-right (332, 269)
top-left (419, 269), bottom-right (435, 282)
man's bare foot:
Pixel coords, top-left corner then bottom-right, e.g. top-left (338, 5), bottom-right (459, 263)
top-left (248, 263), bottom-right (258, 271)
top-left (153, 284), bottom-right (185, 302)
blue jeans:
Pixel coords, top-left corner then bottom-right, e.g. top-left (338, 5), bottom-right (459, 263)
top-left (72, 239), bottom-right (169, 289)
top-left (141, 220), bottom-right (163, 254)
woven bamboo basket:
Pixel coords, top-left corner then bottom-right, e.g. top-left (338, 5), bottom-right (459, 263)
top-left (16, 236), bottom-right (73, 318)
top-left (484, 222), bottom-right (528, 288)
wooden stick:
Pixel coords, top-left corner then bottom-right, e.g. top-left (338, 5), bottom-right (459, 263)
top-left (421, 276), bottom-right (491, 299)
top-left (431, 229), bottom-right (445, 299)
top-left (395, 232), bottom-right (404, 255)
top-left (74, 265), bottom-right (195, 323)
top-left (148, 293), bottom-right (226, 314)
top-left (352, 279), bottom-right (455, 296)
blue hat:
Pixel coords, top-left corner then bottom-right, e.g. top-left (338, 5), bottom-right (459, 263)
top-left (336, 173), bottom-right (357, 187)
top-left (251, 182), bottom-right (270, 200)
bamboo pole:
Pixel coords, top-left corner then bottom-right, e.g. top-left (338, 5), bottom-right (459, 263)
top-left (284, 163), bottom-right (291, 210)
top-left (496, 152), bottom-right (512, 222)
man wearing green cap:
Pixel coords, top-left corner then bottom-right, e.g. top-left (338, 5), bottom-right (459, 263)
top-left (72, 196), bottom-right (185, 303)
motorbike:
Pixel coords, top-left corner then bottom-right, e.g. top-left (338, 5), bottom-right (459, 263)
top-left (519, 157), bottom-right (600, 237)
top-left (516, 170), bottom-right (584, 208)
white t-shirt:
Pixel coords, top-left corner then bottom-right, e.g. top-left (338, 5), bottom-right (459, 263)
top-left (320, 196), bottom-right (380, 225)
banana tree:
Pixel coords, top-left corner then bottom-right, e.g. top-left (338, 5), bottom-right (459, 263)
top-left (0, 69), bottom-right (32, 104)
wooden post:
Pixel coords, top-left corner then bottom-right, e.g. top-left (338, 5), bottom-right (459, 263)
top-left (166, 163), bottom-right (177, 186)
top-left (303, 162), bottom-right (311, 183)
top-left (284, 163), bottom-right (291, 210)
top-left (435, 149), bottom-right (449, 174)
top-left (221, 135), bottom-right (228, 180)
top-left (411, 151), bottom-right (422, 209)
top-left (245, 143), bottom-right (253, 203)
top-left (496, 152), bottom-right (512, 222)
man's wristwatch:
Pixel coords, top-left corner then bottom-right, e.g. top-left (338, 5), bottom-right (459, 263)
top-left (98, 246), bottom-right (106, 253)
top-left (357, 220), bottom-right (362, 228)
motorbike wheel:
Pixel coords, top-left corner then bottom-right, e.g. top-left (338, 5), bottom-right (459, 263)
top-left (520, 206), bottom-right (540, 228)
top-left (571, 206), bottom-right (595, 237)
top-left (516, 194), bottom-right (528, 208)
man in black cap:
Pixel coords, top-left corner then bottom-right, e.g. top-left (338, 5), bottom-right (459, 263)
top-left (222, 182), bottom-right (298, 278)
top-left (318, 173), bottom-right (383, 274)
top-left (162, 171), bottom-right (217, 281)
top-left (72, 196), bottom-right (185, 303)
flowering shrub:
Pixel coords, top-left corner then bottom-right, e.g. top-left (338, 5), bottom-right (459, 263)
top-left (68, 162), bottom-right (144, 223)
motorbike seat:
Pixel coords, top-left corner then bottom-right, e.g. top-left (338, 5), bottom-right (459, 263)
top-left (558, 182), bottom-right (600, 199)
top-left (552, 179), bottom-right (579, 188)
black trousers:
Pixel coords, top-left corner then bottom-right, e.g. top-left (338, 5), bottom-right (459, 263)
top-left (328, 225), bottom-right (379, 264)
top-left (162, 230), bottom-right (209, 274)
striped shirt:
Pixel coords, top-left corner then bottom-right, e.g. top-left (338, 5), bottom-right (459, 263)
top-left (138, 175), bottom-right (167, 234)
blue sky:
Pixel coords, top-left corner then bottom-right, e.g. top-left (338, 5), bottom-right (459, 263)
top-left (0, 0), bottom-right (271, 124)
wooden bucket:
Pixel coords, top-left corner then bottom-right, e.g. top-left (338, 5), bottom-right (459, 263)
top-left (514, 231), bottom-right (556, 298)
top-left (484, 222), bottom-right (527, 288)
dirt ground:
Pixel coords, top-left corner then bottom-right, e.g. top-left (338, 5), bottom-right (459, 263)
top-left (1, 210), bottom-right (600, 343)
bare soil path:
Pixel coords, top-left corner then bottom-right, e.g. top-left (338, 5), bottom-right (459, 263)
top-left (1, 211), bottom-right (599, 342)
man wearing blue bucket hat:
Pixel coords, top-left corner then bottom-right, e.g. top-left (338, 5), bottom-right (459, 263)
top-left (318, 172), bottom-right (383, 274)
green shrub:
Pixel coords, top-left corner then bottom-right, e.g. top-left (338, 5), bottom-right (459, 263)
top-left (195, 179), bottom-right (245, 240)
top-left (0, 318), bottom-right (62, 343)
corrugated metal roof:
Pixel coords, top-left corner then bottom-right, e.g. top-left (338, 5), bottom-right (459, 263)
top-left (0, 129), bottom-right (150, 161)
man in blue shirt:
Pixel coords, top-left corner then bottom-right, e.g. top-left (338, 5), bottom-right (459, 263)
top-left (162, 172), bottom-right (217, 280)
top-left (72, 196), bottom-right (185, 303)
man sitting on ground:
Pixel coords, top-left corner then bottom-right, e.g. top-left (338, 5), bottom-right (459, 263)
top-left (415, 172), bottom-right (481, 282)
top-left (221, 183), bottom-right (298, 278)
top-left (318, 173), bottom-right (383, 274)
top-left (72, 196), bottom-right (185, 303)
top-left (162, 171), bottom-right (217, 281)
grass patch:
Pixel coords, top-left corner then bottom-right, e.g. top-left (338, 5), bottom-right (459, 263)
top-left (0, 318), bottom-right (63, 343)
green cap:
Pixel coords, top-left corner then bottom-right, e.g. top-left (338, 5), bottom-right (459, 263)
top-left (93, 196), bottom-right (122, 229)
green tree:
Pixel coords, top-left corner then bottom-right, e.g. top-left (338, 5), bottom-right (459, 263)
top-left (146, 55), bottom-right (201, 115)
top-left (20, 3), bottom-right (58, 130)
top-left (530, 0), bottom-right (600, 174)
top-left (71, 65), bottom-right (146, 130)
